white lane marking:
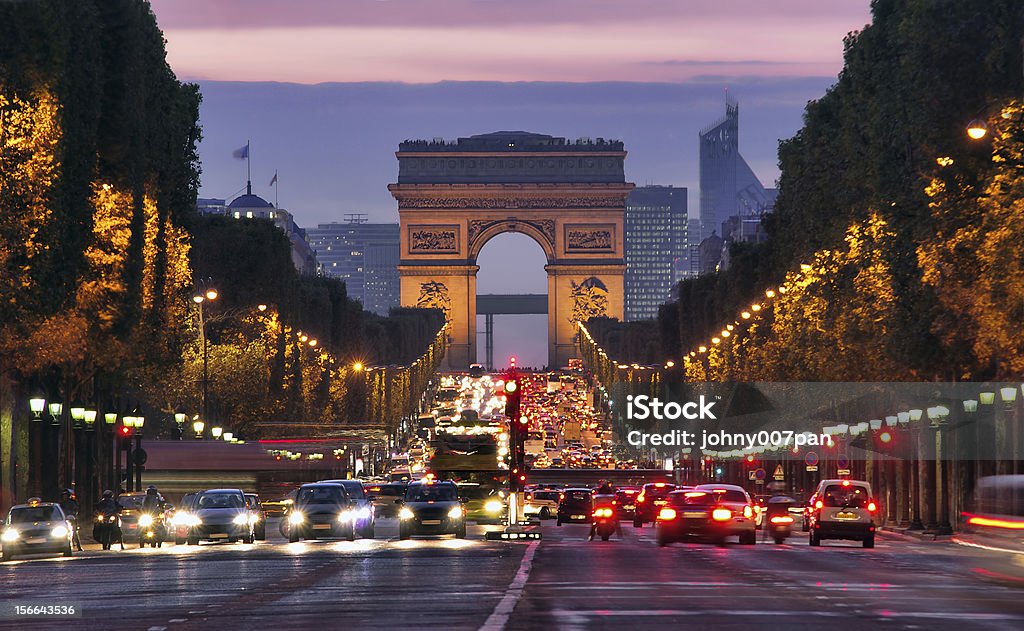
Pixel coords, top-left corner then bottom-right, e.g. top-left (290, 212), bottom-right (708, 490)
top-left (550, 610), bottom-right (1023, 621)
top-left (478, 541), bottom-right (539, 631)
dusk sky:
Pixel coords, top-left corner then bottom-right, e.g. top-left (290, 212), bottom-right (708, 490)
top-left (148, 0), bottom-right (873, 367)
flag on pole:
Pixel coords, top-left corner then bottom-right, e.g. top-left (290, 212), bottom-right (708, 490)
top-left (232, 143), bottom-right (249, 160)
top-left (269, 171), bottom-right (278, 186)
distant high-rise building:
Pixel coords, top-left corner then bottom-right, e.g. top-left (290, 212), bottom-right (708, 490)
top-left (306, 220), bottom-right (400, 315)
top-left (686, 217), bottom-right (703, 279)
top-left (698, 95), bottom-right (778, 263)
top-left (624, 185), bottom-right (687, 321)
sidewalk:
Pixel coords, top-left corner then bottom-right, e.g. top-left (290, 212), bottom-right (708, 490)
top-left (879, 525), bottom-right (954, 542)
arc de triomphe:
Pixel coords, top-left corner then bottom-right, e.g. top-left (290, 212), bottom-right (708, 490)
top-left (389, 131), bottom-right (633, 369)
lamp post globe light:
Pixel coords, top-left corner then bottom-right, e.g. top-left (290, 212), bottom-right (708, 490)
top-left (193, 419), bottom-right (205, 439)
top-left (211, 426), bottom-right (223, 439)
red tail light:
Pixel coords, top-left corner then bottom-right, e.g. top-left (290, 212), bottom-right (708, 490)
top-left (593, 508), bottom-right (613, 518)
top-left (658, 508), bottom-right (677, 521)
top-left (637, 493), bottom-right (646, 503)
top-left (769, 515), bottom-right (794, 524)
top-left (711, 508), bottom-right (732, 522)
top-left (867, 501), bottom-right (877, 513)
top-left (526, 493), bottom-right (532, 501)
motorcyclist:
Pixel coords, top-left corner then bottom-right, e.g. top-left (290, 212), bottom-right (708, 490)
top-left (59, 489), bottom-right (83, 551)
top-left (589, 481), bottom-right (621, 540)
top-left (142, 485), bottom-right (165, 512)
top-left (93, 490), bottom-right (122, 550)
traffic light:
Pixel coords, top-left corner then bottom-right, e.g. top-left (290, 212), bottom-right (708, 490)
top-left (504, 377), bottom-right (521, 421)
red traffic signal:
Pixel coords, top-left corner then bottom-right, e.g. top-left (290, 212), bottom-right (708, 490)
top-left (119, 426), bottom-right (132, 437)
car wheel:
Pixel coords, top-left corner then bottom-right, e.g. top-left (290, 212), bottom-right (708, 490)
top-left (809, 532), bottom-right (820, 547)
top-left (187, 537), bottom-right (199, 546)
top-left (740, 531), bottom-right (756, 545)
top-left (361, 526), bottom-right (375, 539)
top-left (863, 536), bottom-right (874, 549)
top-left (556, 518), bottom-right (562, 527)
top-left (175, 536), bottom-right (185, 545)
top-left (399, 526), bottom-right (410, 541)
top-left (540, 507), bottom-right (550, 520)
top-left (2, 547), bottom-right (14, 561)
top-left (657, 531), bottom-right (669, 547)
top-left (279, 520), bottom-right (290, 538)
top-left (346, 527), bottom-right (355, 542)
top-left (600, 533), bottom-right (610, 541)
top-left (63, 542), bottom-right (73, 557)
top-left (633, 518), bottom-right (643, 528)
top-left (289, 533), bottom-right (299, 543)
top-left (256, 525), bottom-right (266, 541)
top-left (243, 532), bottom-right (254, 544)
top-left (773, 536), bottom-right (785, 545)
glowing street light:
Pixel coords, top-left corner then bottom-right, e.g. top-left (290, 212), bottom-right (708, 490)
top-left (966, 118), bottom-right (988, 140)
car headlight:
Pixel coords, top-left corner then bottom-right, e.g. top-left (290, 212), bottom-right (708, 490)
top-left (448, 506), bottom-right (464, 519)
top-left (188, 515), bottom-right (202, 527)
top-left (139, 514), bottom-right (154, 528)
top-left (233, 513), bottom-right (249, 526)
top-left (484, 500), bottom-right (502, 513)
top-left (354, 507), bottom-right (371, 520)
top-left (337, 511), bottom-right (352, 523)
top-left (51, 525), bottom-right (69, 538)
top-left (288, 511), bottom-right (305, 525)
top-left (399, 507), bottom-right (414, 520)
top-left (1, 528), bottom-right (19, 542)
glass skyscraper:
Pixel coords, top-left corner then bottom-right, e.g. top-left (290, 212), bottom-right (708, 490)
top-left (624, 185), bottom-right (687, 321)
top-left (305, 221), bottom-right (400, 315)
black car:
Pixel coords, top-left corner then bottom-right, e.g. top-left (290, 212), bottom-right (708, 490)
top-left (186, 489), bottom-right (254, 545)
top-left (399, 480), bottom-right (466, 539)
top-left (321, 479), bottom-right (375, 538)
top-left (557, 488), bottom-right (594, 526)
top-left (365, 482), bottom-right (408, 518)
top-left (288, 483), bottom-right (355, 542)
top-left (633, 482), bottom-right (677, 527)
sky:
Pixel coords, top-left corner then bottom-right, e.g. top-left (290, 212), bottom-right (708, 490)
top-left (148, 0), bottom-right (873, 368)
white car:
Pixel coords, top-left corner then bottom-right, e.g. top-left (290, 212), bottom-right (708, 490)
top-left (524, 489), bottom-right (560, 520)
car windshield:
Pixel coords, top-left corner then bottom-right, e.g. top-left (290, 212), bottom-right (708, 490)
top-left (118, 495), bottom-right (145, 509)
top-left (339, 482), bottom-right (365, 499)
top-left (458, 485), bottom-right (494, 500)
top-left (406, 485), bottom-right (458, 502)
top-left (370, 485), bottom-right (406, 498)
top-left (197, 493), bottom-right (244, 509)
top-left (534, 491), bottom-right (560, 501)
top-left (675, 492), bottom-right (714, 507)
top-left (10, 506), bottom-right (59, 523)
top-left (823, 485), bottom-right (870, 508)
top-left (298, 486), bottom-right (347, 504)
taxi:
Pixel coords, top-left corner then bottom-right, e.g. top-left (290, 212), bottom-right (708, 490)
top-left (2, 498), bottom-right (74, 561)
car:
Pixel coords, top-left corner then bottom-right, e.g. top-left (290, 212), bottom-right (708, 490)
top-left (320, 479), bottom-right (375, 538)
top-left (614, 487), bottom-right (640, 519)
top-left (807, 479), bottom-right (876, 548)
top-left (656, 485), bottom-right (757, 546)
top-left (457, 483), bottom-right (507, 524)
top-left (524, 489), bottom-right (560, 520)
top-left (633, 482), bottom-right (678, 527)
top-left (288, 483), bottom-right (355, 542)
top-left (245, 493), bottom-right (267, 541)
top-left (365, 482), bottom-right (408, 518)
top-left (115, 491), bottom-right (157, 542)
top-left (399, 480), bottom-right (466, 539)
top-left (557, 488), bottom-right (594, 526)
top-left (185, 489), bottom-right (254, 545)
top-left (2, 499), bottom-right (74, 561)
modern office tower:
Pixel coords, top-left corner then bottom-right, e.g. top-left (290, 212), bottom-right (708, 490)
top-left (698, 95), bottom-right (778, 250)
top-left (305, 218), bottom-right (400, 315)
top-left (624, 185), bottom-right (687, 321)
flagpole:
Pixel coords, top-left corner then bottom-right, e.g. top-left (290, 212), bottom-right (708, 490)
top-left (274, 170), bottom-right (279, 208)
top-left (247, 139), bottom-right (251, 194)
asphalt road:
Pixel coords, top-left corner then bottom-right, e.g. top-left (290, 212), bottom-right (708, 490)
top-left (2, 519), bottom-right (1023, 630)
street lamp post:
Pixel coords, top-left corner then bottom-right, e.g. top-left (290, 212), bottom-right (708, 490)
top-left (133, 415), bottom-right (145, 491)
top-left (193, 282), bottom-right (219, 431)
top-left (908, 408), bottom-right (925, 530)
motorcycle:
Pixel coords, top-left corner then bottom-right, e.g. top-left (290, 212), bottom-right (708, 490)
top-left (764, 496), bottom-right (796, 544)
top-left (590, 505), bottom-right (620, 541)
top-left (138, 511), bottom-right (167, 548)
top-left (93, 512), bottom-right (124, 550)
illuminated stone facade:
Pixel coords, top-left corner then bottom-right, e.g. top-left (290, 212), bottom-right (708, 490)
top-left (390, 131), bottom-right (633, 368)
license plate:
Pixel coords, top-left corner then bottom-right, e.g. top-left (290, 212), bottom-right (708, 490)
top-left (572, 515), bottom-right (585, 520)
top-left (313, 524), bottom-right (332, 530)
top-left (683, 511), bottom-right (705, 518)
top-left (835, 512), bottom-right (858, 520)
top-left (654, 500), bottom-right (667, 506)
top-left (26, 537), bottom-right (46, 545)
top-left (422, 520), bottom-right (441, 525)
top-left (624, 505), bottom-right (635, 510)
top-left (211, 533), bottom-right (229, 538)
